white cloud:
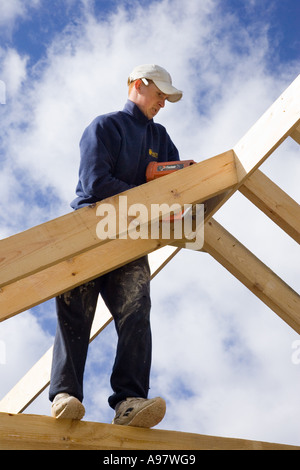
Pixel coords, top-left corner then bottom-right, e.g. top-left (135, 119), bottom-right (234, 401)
top-left (0, 47), bottom-right (28, 98)
top-left (0, 0), bottom-right (299, 446)
top-left (0, 0), bottom-right (40, 31)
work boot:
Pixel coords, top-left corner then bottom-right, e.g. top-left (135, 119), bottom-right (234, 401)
top-left (112, 397), bottom-right (166, 428)
top-left (51, 393), bottom-right (85, 420)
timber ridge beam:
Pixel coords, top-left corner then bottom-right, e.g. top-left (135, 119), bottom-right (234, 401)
top-left (0, 412), bottom-right (299, 450)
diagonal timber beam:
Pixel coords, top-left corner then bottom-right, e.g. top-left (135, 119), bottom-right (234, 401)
top-left (0, 235), bottom-right (164, 321)
top-left (203, 219), bottom-right (300, 334)
top-left (0, 150), bottom-right (236, 288)
top-left (0, 150), bottom-right (237, 322)
top-left (173, 75), bottom-right (300, 228)
top-left (0, 248), bottom-right (180, 414)
top-left (290, 122), bottom-right (300, 144)
top-left (239, 169), bottom-right (300, 244)
top-left (1, 412), bottom-right (299, 450)
top-left (233, 75), bottom-right (300, 180)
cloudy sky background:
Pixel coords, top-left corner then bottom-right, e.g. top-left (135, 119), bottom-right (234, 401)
top-left (0, 0), bottom-right (299, 446)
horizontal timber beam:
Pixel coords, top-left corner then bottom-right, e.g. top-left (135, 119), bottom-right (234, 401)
top-left (239, 169), bottom-right (300, 244)
top-left (0, 150), bottom-right (236, 288)
top-left (203, 219), bottom-right (300, 334)
top-left (0, 413), bottom-right (298, 450)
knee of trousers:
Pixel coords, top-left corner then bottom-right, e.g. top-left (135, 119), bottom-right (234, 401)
top-left (114, 293), bottom-right (151, 332)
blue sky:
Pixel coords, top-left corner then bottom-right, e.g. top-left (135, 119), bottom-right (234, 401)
top-left (222, 1), bottom-right (299, 64)
top-left (0, 0), bottom-right (299, 447)
top-left (2, 0), bottom-right (299, 66)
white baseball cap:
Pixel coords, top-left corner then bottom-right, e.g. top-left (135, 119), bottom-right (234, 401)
top-left (128, 64), bottom-right (183, 103)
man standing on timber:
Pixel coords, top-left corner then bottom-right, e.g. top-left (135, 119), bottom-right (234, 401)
top-left (49, 64), bottom-right (183, 428)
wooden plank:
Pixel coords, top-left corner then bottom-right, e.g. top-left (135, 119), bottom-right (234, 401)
top-left (290, 123), bottom-right (300, 144)
top-left (233, 75), bottom-right (300, 179)
top-left (175, 76), bottom-right (300, 246)
top-left (0, 412), bottom-right (298, 450)
top-left (0, 152), bottom-right (237, 322)
top-left (198, 76), bottom-right (300, 224)
top-left (0, 235), bottom-right (165, 322)
top-left (0, 150), bottom-right (236, 288)
top-left (0, 347), bottom-right (53, 414)
top-left (203, 219), bottom-right (300, 334)
top-left (239, 169), bottom-right (300, 244)
top-left (0, 248), bottom-right (180, 414)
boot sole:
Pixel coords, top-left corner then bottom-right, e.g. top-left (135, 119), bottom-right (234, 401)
top-left (126, 398), bottom-right (166, 428)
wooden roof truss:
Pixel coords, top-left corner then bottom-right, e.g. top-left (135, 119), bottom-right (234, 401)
top-left (0, 74), bottom-right (299, 450)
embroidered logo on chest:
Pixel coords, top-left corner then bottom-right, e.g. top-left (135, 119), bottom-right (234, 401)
top-left (149, 149), bottom-right (158, 159)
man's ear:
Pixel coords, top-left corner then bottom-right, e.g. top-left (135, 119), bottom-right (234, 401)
top-left (134, 79), bottom-right (143, 91)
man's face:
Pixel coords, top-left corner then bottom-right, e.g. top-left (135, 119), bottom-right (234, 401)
top-left (136, 80), bottom-right (169, 119)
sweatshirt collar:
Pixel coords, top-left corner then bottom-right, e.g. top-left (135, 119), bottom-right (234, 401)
top-left (123, 99), bottom-right (153, 124)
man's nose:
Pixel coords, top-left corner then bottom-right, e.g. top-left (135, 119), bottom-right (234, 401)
top-left (158, 99), bottom-right (166, 108)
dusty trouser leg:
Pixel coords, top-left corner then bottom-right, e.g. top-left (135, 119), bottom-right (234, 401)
top-left (100, 256), bottom-right (152, 409)
top-left (49, 280), bottom-right (100, 403)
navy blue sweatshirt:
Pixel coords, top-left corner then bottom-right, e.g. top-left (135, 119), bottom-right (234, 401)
top-left (71, 100), bottom-right (180, 209)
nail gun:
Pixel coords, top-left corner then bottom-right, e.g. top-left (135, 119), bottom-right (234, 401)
top-left (146, 160), bottom-right (196, 182)
top-left (146, 160), bottom-right (196, 221)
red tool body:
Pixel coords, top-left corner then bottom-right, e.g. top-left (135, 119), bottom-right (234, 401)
top-left (146, 160), bottom-right (196, 221)
top-left (146, 160), bottom-right (195, 182)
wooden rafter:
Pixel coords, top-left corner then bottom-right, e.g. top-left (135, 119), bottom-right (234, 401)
top-left (203, 219), bottom-right (300, 334)
top-left (233, 75), bottom-right (300, 178)
top-left (239, 169), bottom-right (300, 244)
top-left (290, 122), bottom-right (300, 144)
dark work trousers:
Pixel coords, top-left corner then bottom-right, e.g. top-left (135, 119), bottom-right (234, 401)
top-left (49, 256), bottom-right (152, 409)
